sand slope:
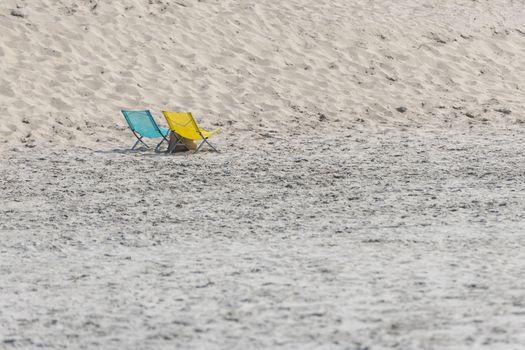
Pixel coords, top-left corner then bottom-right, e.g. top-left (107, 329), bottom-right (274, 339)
top-left (0, 0), bottom-right (524, 146)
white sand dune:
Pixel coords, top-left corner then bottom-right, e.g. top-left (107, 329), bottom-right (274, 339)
top-left (1, 0), bottom-right (524, 147)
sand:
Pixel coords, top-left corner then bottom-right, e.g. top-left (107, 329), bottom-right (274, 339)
top-left (2, 127), bottom-right (525, 349)
top-left (1, 0), bottom-right (525, 147)
top-left (1, 0), bottom-right (525, 349)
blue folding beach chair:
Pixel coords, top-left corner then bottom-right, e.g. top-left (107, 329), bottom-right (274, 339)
top-left (121, 110), bottom-right (170, 151)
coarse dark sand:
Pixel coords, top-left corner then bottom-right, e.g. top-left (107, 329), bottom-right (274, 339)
top-left (1, 127), bottom-right (525, 349)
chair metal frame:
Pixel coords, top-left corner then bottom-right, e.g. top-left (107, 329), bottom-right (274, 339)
top-left (195, 131), bottom-right (219, 152)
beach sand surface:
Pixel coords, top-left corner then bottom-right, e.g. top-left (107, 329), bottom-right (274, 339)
top-left (1, 1), bottom-right (525, 349)
top-left (2, 127), bottom-right (525, 349)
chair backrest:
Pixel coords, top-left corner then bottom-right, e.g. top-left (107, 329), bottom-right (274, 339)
top-left (121, 110), bottom-right (163, 138)
top-left (162, 111), bottom-right (202, 140)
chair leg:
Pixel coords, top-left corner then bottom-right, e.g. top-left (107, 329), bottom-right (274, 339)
top-left (155, 138), bottom-right (166, 152)
top-left (131, 132), bottom-right (149, 150)
top-left (159, 133), bottom-right (171, 152)
top-left (167, 134), bottom-right (188, 153)
top-left (195, 138), bottom-right (219, 152)
top-left (131, 139), bottom-right (140, 150)
top-left (167, 134), bottom-right (177, 153)
top-left (207, 140), bottom-right (219, 152)
top-left (132, 137), bottom-right (148, 150)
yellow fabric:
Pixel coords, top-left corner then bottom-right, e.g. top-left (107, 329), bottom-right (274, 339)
top-left (162, 111), bottom-right (220, 140)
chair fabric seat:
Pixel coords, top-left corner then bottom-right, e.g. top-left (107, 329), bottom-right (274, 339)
top-left (159, 127), bottom-right (170, 136)
top-left (162, 111), bottom-right (220, 140)
top-left (122, 110), bottom-right (166, 138)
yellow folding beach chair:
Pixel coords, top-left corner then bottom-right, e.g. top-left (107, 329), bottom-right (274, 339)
top-left (162, 111), bottom-right (221, 153)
